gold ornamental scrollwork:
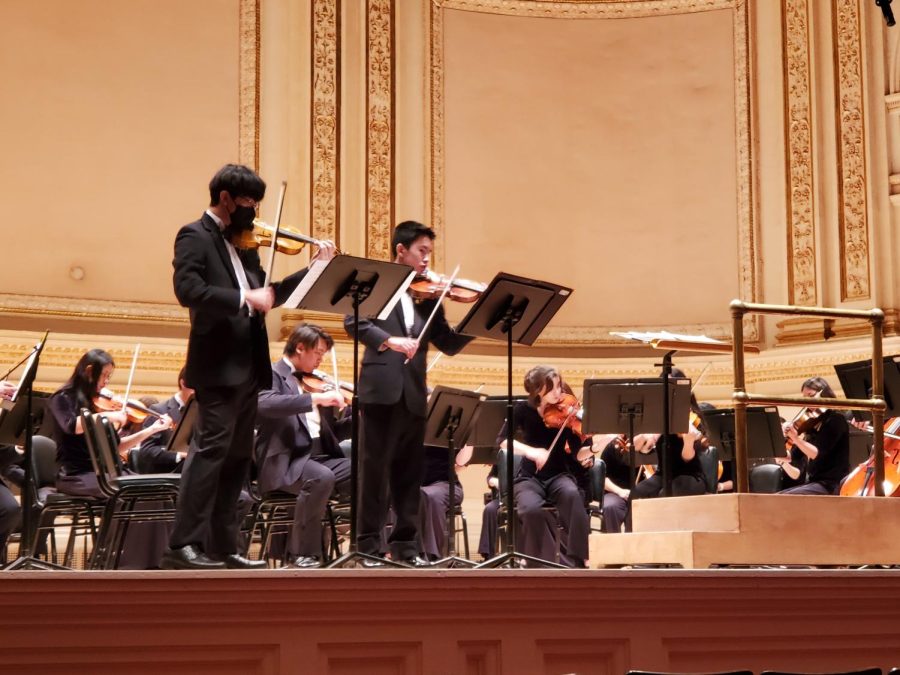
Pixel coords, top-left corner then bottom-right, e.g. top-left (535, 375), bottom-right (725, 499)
top-left (783, 0), bottom-right (817, 306)
top-left (238, 0), bottom-right (260, 171)
top-left (311, 0), bottom-right (341, 247)
top-left (366, 0), bottom-right (394, 261)
top-left (429, 0), bottom-right (758, 345)
top-left (834, 0), bottom-right (871, 301)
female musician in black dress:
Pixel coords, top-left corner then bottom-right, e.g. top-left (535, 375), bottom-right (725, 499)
top-left (499, 365), bottom-right (595, 567)
top-left (778, 376), bottom-right (849, 495)
top-left (48, 348), bottom-right (172, 568)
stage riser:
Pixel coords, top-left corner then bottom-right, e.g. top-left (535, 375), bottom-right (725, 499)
top-left (1, 570), bottom-right (900, 674)
top-left (591, 493), bottom-right (900, 568)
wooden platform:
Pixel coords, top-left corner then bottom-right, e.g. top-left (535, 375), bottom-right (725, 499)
top-left (590, 493), bottom-right (900, 568)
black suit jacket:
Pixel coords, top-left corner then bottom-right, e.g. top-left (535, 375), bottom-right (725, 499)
top-left (255, 359), bottom-right (349, 493)
top-left (344, 297), bottom-right (473, 417)
top-left (134, 396), bottom-right (185, 473)
top-left (173, 212), bottom-right (307, 391)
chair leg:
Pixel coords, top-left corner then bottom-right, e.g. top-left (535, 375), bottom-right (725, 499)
top-left (461, 514), bottom-right (470, 559)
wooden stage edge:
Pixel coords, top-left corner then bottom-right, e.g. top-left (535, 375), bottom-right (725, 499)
top-left (2, 568), bottom-right (900, 674)
top-left (591, 493), bottom-right (900, 569)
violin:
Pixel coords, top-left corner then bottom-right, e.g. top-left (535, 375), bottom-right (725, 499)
top-left (840, 416), bottom-right (900, 497)
top-left (783, 392), bottom-right (825, 450)
top-left (542, 392), bottom-right (587, 443)
top-left (93, 389), bottom-right (169, 426)
top-left (409, 270), bottom-right (487, 303)
top-left (298, 369), bottom-right (353, 407)
top-left (232, 219), bottom-right (339, 256)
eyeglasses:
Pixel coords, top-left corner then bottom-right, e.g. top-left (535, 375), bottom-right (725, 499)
top-left (233, 196), bottom-right (260, 210)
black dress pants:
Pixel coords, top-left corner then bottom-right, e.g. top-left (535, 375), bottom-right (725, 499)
top-left (358, 402), bottom-right (425, 560)
top-left (170, 381), bottom-right (257, 556)
top-left (514, 473), bottom-right (589, 567)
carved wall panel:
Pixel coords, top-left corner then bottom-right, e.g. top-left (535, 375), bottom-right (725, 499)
top-left (366, 0), bottom-right (395, 261)
top-left (310, 0), bottom-right (341, 246)
top-left (783, 0), bottom-right (817, 306)
top-left (239, 0), bottom-right (261, 170)
top-left (834, 0), bottom-right (871, 301)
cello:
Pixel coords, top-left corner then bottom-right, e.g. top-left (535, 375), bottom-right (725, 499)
top-left (839, 417), bottom-right (900, 496)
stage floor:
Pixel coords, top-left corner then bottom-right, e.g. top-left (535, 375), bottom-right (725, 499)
top-left (2, 568), bottom-right (899, 675)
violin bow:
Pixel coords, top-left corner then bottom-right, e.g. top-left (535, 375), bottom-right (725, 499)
top-left (262, 181), bottom-right (288, 290)
top-left (426, 351), bottom-right (444, 373)
top-left (404, 264), bottom-right (461, 365)
top-left (330, 344), bottom-right (340, 391)
top-left (121, 343), bottom-right (141, 416)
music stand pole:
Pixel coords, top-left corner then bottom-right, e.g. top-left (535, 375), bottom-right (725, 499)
top-left (477, 308), bottom-right (564, 569)
top-left (433, 408), bottom-right (475, 568)
top-left (659, 351), bottom-right (676, 497)
top-left (4, 336), bottom-right (65, 570)
top-left (329, 281), bottom-right (403, 568)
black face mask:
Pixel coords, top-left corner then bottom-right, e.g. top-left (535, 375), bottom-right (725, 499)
top-left (230, 204), bottom-right (256, 231)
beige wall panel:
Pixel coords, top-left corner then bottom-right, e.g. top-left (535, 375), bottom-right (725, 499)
top-left (438, 8), bottom-right (740, 329)
top-left (0, 0), bottom-right (240, 305)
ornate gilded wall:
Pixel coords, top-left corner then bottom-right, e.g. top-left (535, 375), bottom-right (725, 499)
top-left (0, 0), bottom-right (897, 402)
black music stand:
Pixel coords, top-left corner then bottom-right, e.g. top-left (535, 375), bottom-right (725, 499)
top-left (463, 272), bottom-right (572, 569)
top-left (467, 395), bottom-right (527, 465)
top-left (423, 385), bottom-right (483, 568)
top-left (581, 378), bottom-right (691, 490)
top-left (834, 355), bottom-right (900, 421)
top-left (700, 406), bottom-right (784, 462)
top-left (165, 397), bottom-right (197, 456)
top-left (1, 332), bottom-right (61, 570)
top-left (286, 254), bottom-right (415, 569)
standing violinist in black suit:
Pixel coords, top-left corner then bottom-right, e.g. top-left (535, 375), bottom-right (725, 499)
top-left (161, 164), bottom-right (336, 570)
top-left (344, 221), bottom-right (474, 566)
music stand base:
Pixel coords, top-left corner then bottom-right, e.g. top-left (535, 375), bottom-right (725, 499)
top-left (326, 550), bottom-right (407, 569)
top-left (4, 556), bottom-right (69, 571)
top-left (431, 555), bottom-right (477, 569)
top-left (475, 550), bottom-right (566, 569)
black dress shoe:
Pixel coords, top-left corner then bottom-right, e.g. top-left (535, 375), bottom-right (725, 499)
top-left (401, 555), bottom-right (432, 568)
top-left (284, 555), bottom-right (321, 569)
top-left (215, 553), bottom-right (267, 569)
top-left (160, 545), bottom-right (226, 570)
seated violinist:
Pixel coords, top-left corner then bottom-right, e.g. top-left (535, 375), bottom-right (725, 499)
top-left (777, 376), bottom-right (849, 495)
top-left (255, 323), bottom-right (350, 569)
top-left (48, 349), bottom-right (174, 568)
top-left (498, 365), bottom-right (600, 568)
top-left (131, 367), bottom-right (195, 473)
top-left (599, 436), bottom-right (633, 533)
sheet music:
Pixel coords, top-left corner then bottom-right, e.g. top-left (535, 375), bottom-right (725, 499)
top-left (610, 330), bottom-right (727, 345)
top-left (377, 270), bottom-right (416, 321)
top-left (284, 259), bottom-right (330, 309)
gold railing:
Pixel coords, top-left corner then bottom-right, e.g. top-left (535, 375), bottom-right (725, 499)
top-left (730, 301), bottom-right (886, 494)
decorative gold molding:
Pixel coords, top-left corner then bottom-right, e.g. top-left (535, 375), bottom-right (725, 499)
top-left (311, 0), bottom-right (341, 246)
top-left (0, 293), bottom-right (188, 326)
top-left (783, 0), bottom-right (817, 306)
top-left (238, 0), bottom-right (261, 171)
top-left (435, 0), bottom-right (735, 19)
top-left (834, 0), bottom-right (871, 301)
top-left (366, 0), bottom-right (395, 261)
top-left (428, 0), bottom-right (758, 344)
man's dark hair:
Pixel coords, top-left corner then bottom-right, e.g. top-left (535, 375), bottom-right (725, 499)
top-left (177, 366), bottom-right (187, 388)
top-left (209, 164), bottom-right (266, 206)
top-left (391, 220), bottom-right (435, 255)
top-left (284, 323), bottom-right (334, 356)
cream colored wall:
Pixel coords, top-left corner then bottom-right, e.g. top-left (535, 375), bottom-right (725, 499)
top-left (0, 0), bottom-right (240, 306)
top-left (0, 0), bottom-right (896, 407)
